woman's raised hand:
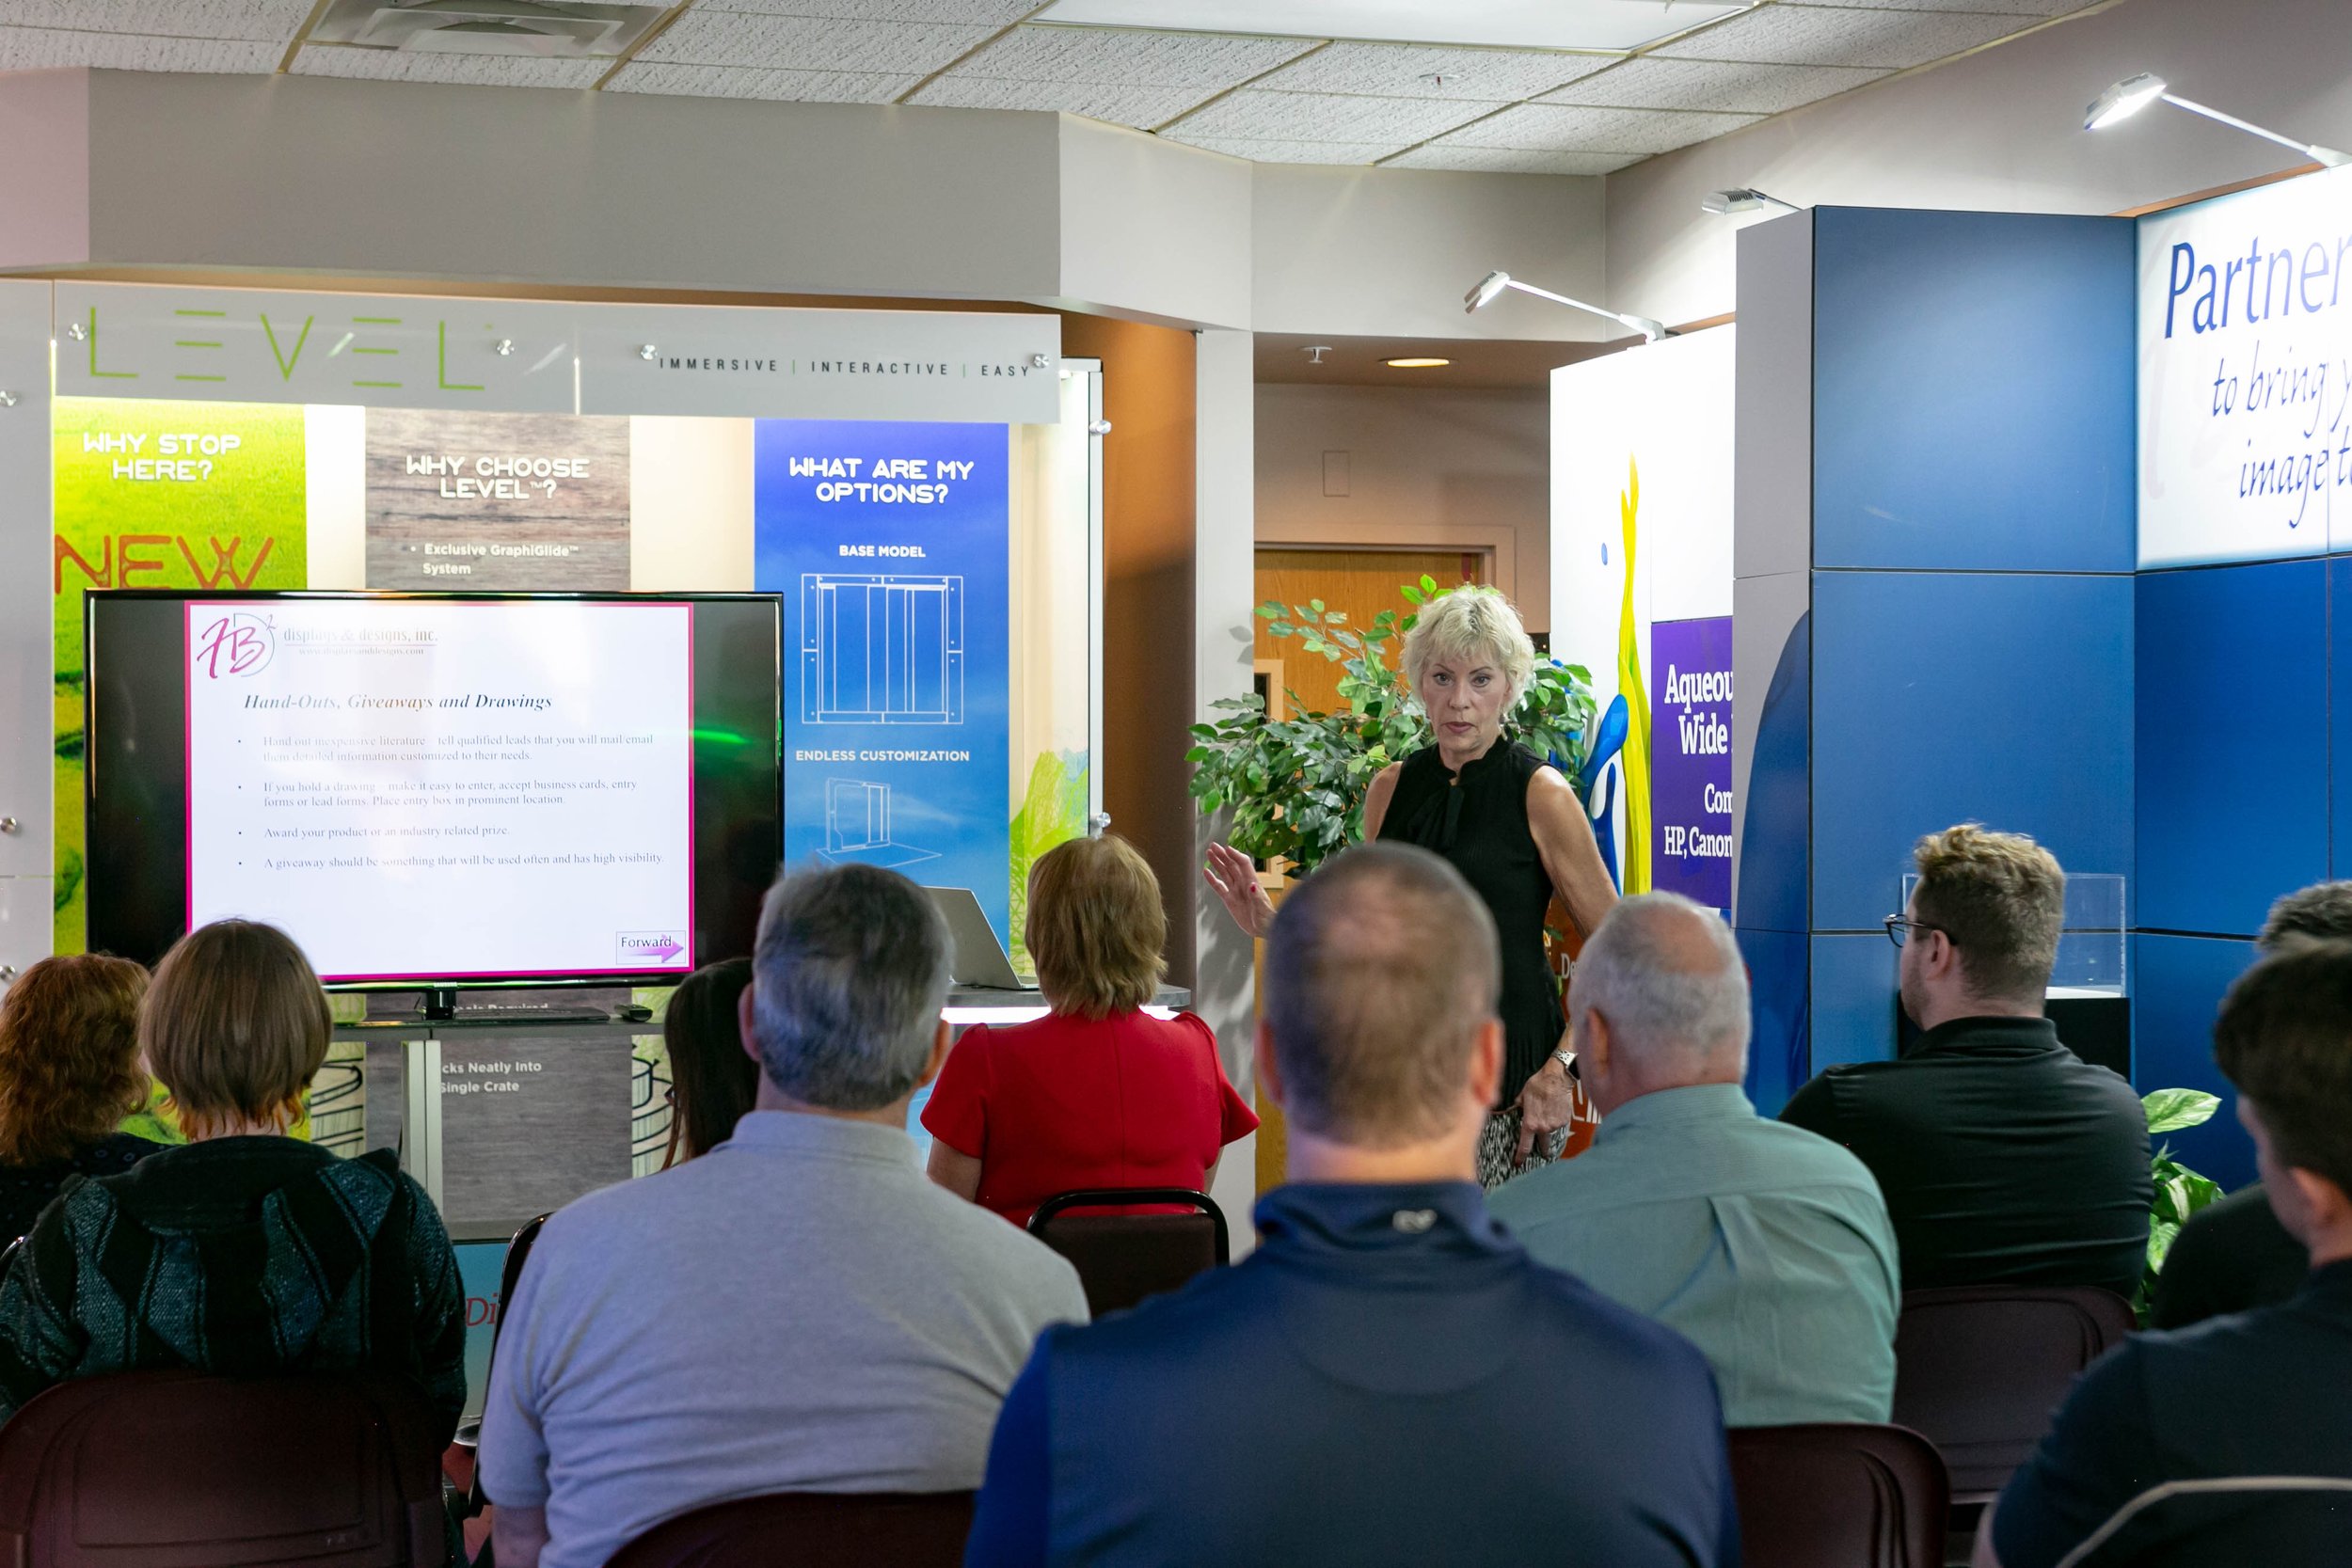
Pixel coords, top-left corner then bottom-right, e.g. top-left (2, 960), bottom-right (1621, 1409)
top-left (1202, 842), bottom-right (1278, 941)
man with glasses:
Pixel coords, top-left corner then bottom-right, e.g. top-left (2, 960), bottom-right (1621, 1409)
top-left (1781, 824), bottom-right (2151, 1301)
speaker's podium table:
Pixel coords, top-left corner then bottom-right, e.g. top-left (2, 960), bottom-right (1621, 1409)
top-left (337, 984), bottom-right (1191, 1243)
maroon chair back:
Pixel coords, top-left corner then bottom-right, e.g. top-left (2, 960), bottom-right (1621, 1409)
top-left (0, 1370), bottom-right (449, 1568)
top-left (1891, 1285), bottom-right (2137, 1503)
top-left (1025, 1189), bottom-right (1230, 1318)
top-left (604, 1491), bottom-right (976, 1568)
top-left (1727, 1423), bottom-right (1949, 1568)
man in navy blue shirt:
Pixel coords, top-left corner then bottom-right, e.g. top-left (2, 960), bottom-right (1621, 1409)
top-left (1979, 940), bottom-right (2352, 1567)
top-left (964, 842), bottom-right (1739, 1568)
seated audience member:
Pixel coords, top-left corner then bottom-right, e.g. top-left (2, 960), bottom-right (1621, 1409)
top-left (1980, 941), bottom-right (2352, 1568)
top-left (1782, 824), bottom-right (2151, 1300)
top-left (659, 957), bottom-right (757, 1166)
top-left (1491, 893), bottom-right (1899, 1426)
top-left (0, 955), bottom-right (167, 1241)
top-left (0, 922), bottom-right (465, 1439)
top-left (2151, 880), bottom-right (2348, 1329)
top-left (482, 864), bottom-right (1088, 1568)
top-left (964, 844), bottom-right (1736, 1568)
top-left (924, 833), bottom-right (1255, 1223)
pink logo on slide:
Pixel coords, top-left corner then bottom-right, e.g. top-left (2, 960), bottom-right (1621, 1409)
top-left (196, 612), bottom-right (274, 678)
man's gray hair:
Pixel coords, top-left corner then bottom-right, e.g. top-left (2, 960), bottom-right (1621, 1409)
top-left (1570, 893), bottom-right (1750, 1079)
top-left (748, 863), bottom-right (950, 1111)
top-left (2260, 881), bottom-right (2352, 955)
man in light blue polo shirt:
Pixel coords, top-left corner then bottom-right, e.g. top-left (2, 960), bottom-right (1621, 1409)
top-left (1491, 892), bottom-right (1900, 1427)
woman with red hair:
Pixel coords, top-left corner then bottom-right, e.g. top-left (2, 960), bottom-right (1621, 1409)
top-left (0, 956), bottom-right (166, 1241)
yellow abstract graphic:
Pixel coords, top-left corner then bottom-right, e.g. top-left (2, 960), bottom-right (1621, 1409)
top-left (1616, 457), bottom-right (1653, 895)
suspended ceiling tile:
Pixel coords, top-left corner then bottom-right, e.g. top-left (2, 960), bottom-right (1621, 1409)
top-left (906, 73), bottom-right (1210, 126)
top-left (1170, 88), bottom-right (1497, 144)
top-left (944, 24), bottom-right (1317, 90)
top-left (1541, 55), bottom-right (1889, 116)
top-left (1252, 41), bottom-right (1618, 102)
top-left (0, 0), bottom-right (311, 37)
top-left (697, 0), bottom-right (1041, 20)
top-left (1381, 144), bottom-right (1637, 175)
top-left (1656, 5), bottom-right (2031, 69)
top-left (290, 45), bottom-right (612, 87)
top-left (1159, 134), bottom-right (1412, 165)
top-left (642, 8), bottom-right (994, 73)
top-left (1831, 0), bottom-right (2090, 13)
top-left (1437, 102), bottom-right (1762, 155)
top-left (0, 25), bottom-right (277, 70)
top-left (604, 59), bottom-right (920, 100)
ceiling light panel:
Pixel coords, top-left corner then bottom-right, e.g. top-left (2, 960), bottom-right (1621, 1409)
top-left (1162, 134), bottom-right (1422, 164)
top-left (1383, 144), bottom-right (1637, 175)
top-left (1031, 0), bottom-right (1746, 52)
top-left (693, 0), bottom-right (1041, 20)
top-left (292, 45), bottom-right (611, 86)
top-left (0, 25), bottom-right (278, 70)
top-left (1252, 41), bottom-right (1618, 102)
top-left (1436, 102), bottom-right (1763, 155)
top-left (1656, 5), bottom-right (2027, 70)
top-left (1172, 88), bottom-right (1498, 145)
top-left (606, 60), bottom-right (919, 99)
top-left (641, 9), bottom-right (994, 73)
top-left (939, 25), bottom-right (1317, 92)
top-left (1542, 55), bottom-right (1887, 116)
top-left (0, 0), bottom-right (313, 37)
top-left (910, 74), bottom-right (1216, 125)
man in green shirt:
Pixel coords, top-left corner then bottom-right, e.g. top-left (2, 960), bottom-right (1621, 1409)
top-left (1491, 893), bottom-right (1900, 1426)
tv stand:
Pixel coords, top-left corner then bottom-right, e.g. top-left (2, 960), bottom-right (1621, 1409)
top-left (414, 988), bottom-right (612, 1026)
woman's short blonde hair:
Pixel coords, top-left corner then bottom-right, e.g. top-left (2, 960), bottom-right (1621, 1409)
top-left (1025, 834), bottom-right (1167, 1019)
top-left (141, 920), bottom-right (329, 1137)
top-left (1400, 586), bottom-right (1537, 710)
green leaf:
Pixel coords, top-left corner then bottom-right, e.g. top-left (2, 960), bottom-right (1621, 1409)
top-left (2144, 1088), bottom-right (2221, 1135)
top-left (1421, 574), bottom-right (1438, 593)
top-left (1267, 621), bottom-right (1295, 637)
top-left (1255, 602), bottom-right (1282, 619)
top-left (1400, 585), bottom-right (1425, 605)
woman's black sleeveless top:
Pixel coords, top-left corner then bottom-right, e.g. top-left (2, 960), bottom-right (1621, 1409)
top-left (1376, 739), bottom-right (1563, 1100)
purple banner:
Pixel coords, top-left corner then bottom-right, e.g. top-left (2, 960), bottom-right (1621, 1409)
top-left (1650, 616), bottom-right (1733, 911)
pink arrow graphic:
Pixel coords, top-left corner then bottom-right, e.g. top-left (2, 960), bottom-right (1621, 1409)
top-left (644, 937), bottom-right (683, 962)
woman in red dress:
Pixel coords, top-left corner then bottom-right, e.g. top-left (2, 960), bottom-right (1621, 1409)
top-left (923, 833), bottom-right (1256, 1226)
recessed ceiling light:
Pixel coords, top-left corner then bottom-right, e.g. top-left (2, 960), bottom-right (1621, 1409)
top-left (1387, 356), bottom-right (1452, 369)
top-left (1030, 0), bottom-right (1744, 52)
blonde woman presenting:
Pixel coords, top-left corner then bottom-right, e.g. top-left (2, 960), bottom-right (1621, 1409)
top-left (1205, 587), bottom-right (1617, 1188)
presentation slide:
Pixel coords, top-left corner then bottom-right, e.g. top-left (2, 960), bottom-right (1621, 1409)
top-left (183, 597), bottom-right (695, 982)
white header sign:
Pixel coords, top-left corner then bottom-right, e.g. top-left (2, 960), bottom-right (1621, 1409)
top-left (2139, 165), bottom-right (2352, 566)
top-left (50, 284), bottom-right (1064, 424)
top-left (579, 303), bottom-right (1060, 422)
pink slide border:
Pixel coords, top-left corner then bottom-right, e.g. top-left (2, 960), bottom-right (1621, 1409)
top-left (183, 597), bottom-right (702, 987)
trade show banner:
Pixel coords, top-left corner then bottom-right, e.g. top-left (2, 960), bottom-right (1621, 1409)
top-left (50, 396), bottom-right (309, 950)
top-left (1551, 327), bottom-right (1737, 896)
top-left (364, 409), bottom-right (632, 589)
top-left (2139, 164), bottom-right (2352, 566)
top-left (755, 420), bottom-right (1014, 942)
top-left (1650, 616), bottom-right (1734, 911)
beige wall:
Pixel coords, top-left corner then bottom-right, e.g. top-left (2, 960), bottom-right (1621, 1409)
top-left (1254, 382), bottom-right (1550, 636)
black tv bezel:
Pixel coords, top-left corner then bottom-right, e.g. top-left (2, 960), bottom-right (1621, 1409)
top-left (84, 587), bottom-right (783, 994)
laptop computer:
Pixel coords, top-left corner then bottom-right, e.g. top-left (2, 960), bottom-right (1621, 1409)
top-left (924, 886), bottom-right (1034, 990)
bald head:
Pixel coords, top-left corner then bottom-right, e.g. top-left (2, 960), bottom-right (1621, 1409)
top-left (1263, 842), bottom-right (1500, 1148)
top-left (1570, 894), bottom-right (1750, 1097)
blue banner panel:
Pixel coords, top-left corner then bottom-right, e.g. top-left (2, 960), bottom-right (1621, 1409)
top-left (755, 420), bottom-right (1011, 941)
top-left (2137, 559), bottom-right (2327, 938)
top-left (1651, 616), bottom-right (1734, 911)
top-left (1811, 570), bottom-right (2134, 934)
top-left (1734, 607), bottom-right (1810, 937)
top-left (1810, 932), bottom-right (1899, 1072)
top-left (1738, 926), bottom-right (1809, 1114)
top-left (2132, 932), bottom-right (2257, 1192)
top-left (1812, 208), bottom-right (2136, 574)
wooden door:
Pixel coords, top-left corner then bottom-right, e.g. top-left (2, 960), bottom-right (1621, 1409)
top-left (1253, 548), bottom-right (1483, 719)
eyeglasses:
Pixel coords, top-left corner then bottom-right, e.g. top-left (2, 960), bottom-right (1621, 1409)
top-left (1883, 914), bottom-right (1946, 949)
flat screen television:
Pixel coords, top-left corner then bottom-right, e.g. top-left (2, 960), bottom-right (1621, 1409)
top-left (85, 590), bottom-right (782, 998)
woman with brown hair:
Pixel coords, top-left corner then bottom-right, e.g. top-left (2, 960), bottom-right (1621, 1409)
top-left (0, 956), bottom-right (167, 1241)
top-left (923, 833), bottom-right (1256, 1225)
top-left (659, 957), bottom-right (758, 1166)
top-left (0, 921), bottom-right (466, 1440)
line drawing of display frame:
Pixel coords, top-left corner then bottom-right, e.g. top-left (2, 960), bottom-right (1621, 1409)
top-left (801, 573), bottom-right (966, 726)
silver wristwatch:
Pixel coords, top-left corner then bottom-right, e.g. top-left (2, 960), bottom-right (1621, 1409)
top-left (1550, 1048), bottom-right (1578, 1080)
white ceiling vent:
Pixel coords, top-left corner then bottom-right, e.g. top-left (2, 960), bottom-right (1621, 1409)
top-left (310, 0), bottom-right (669, 59)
